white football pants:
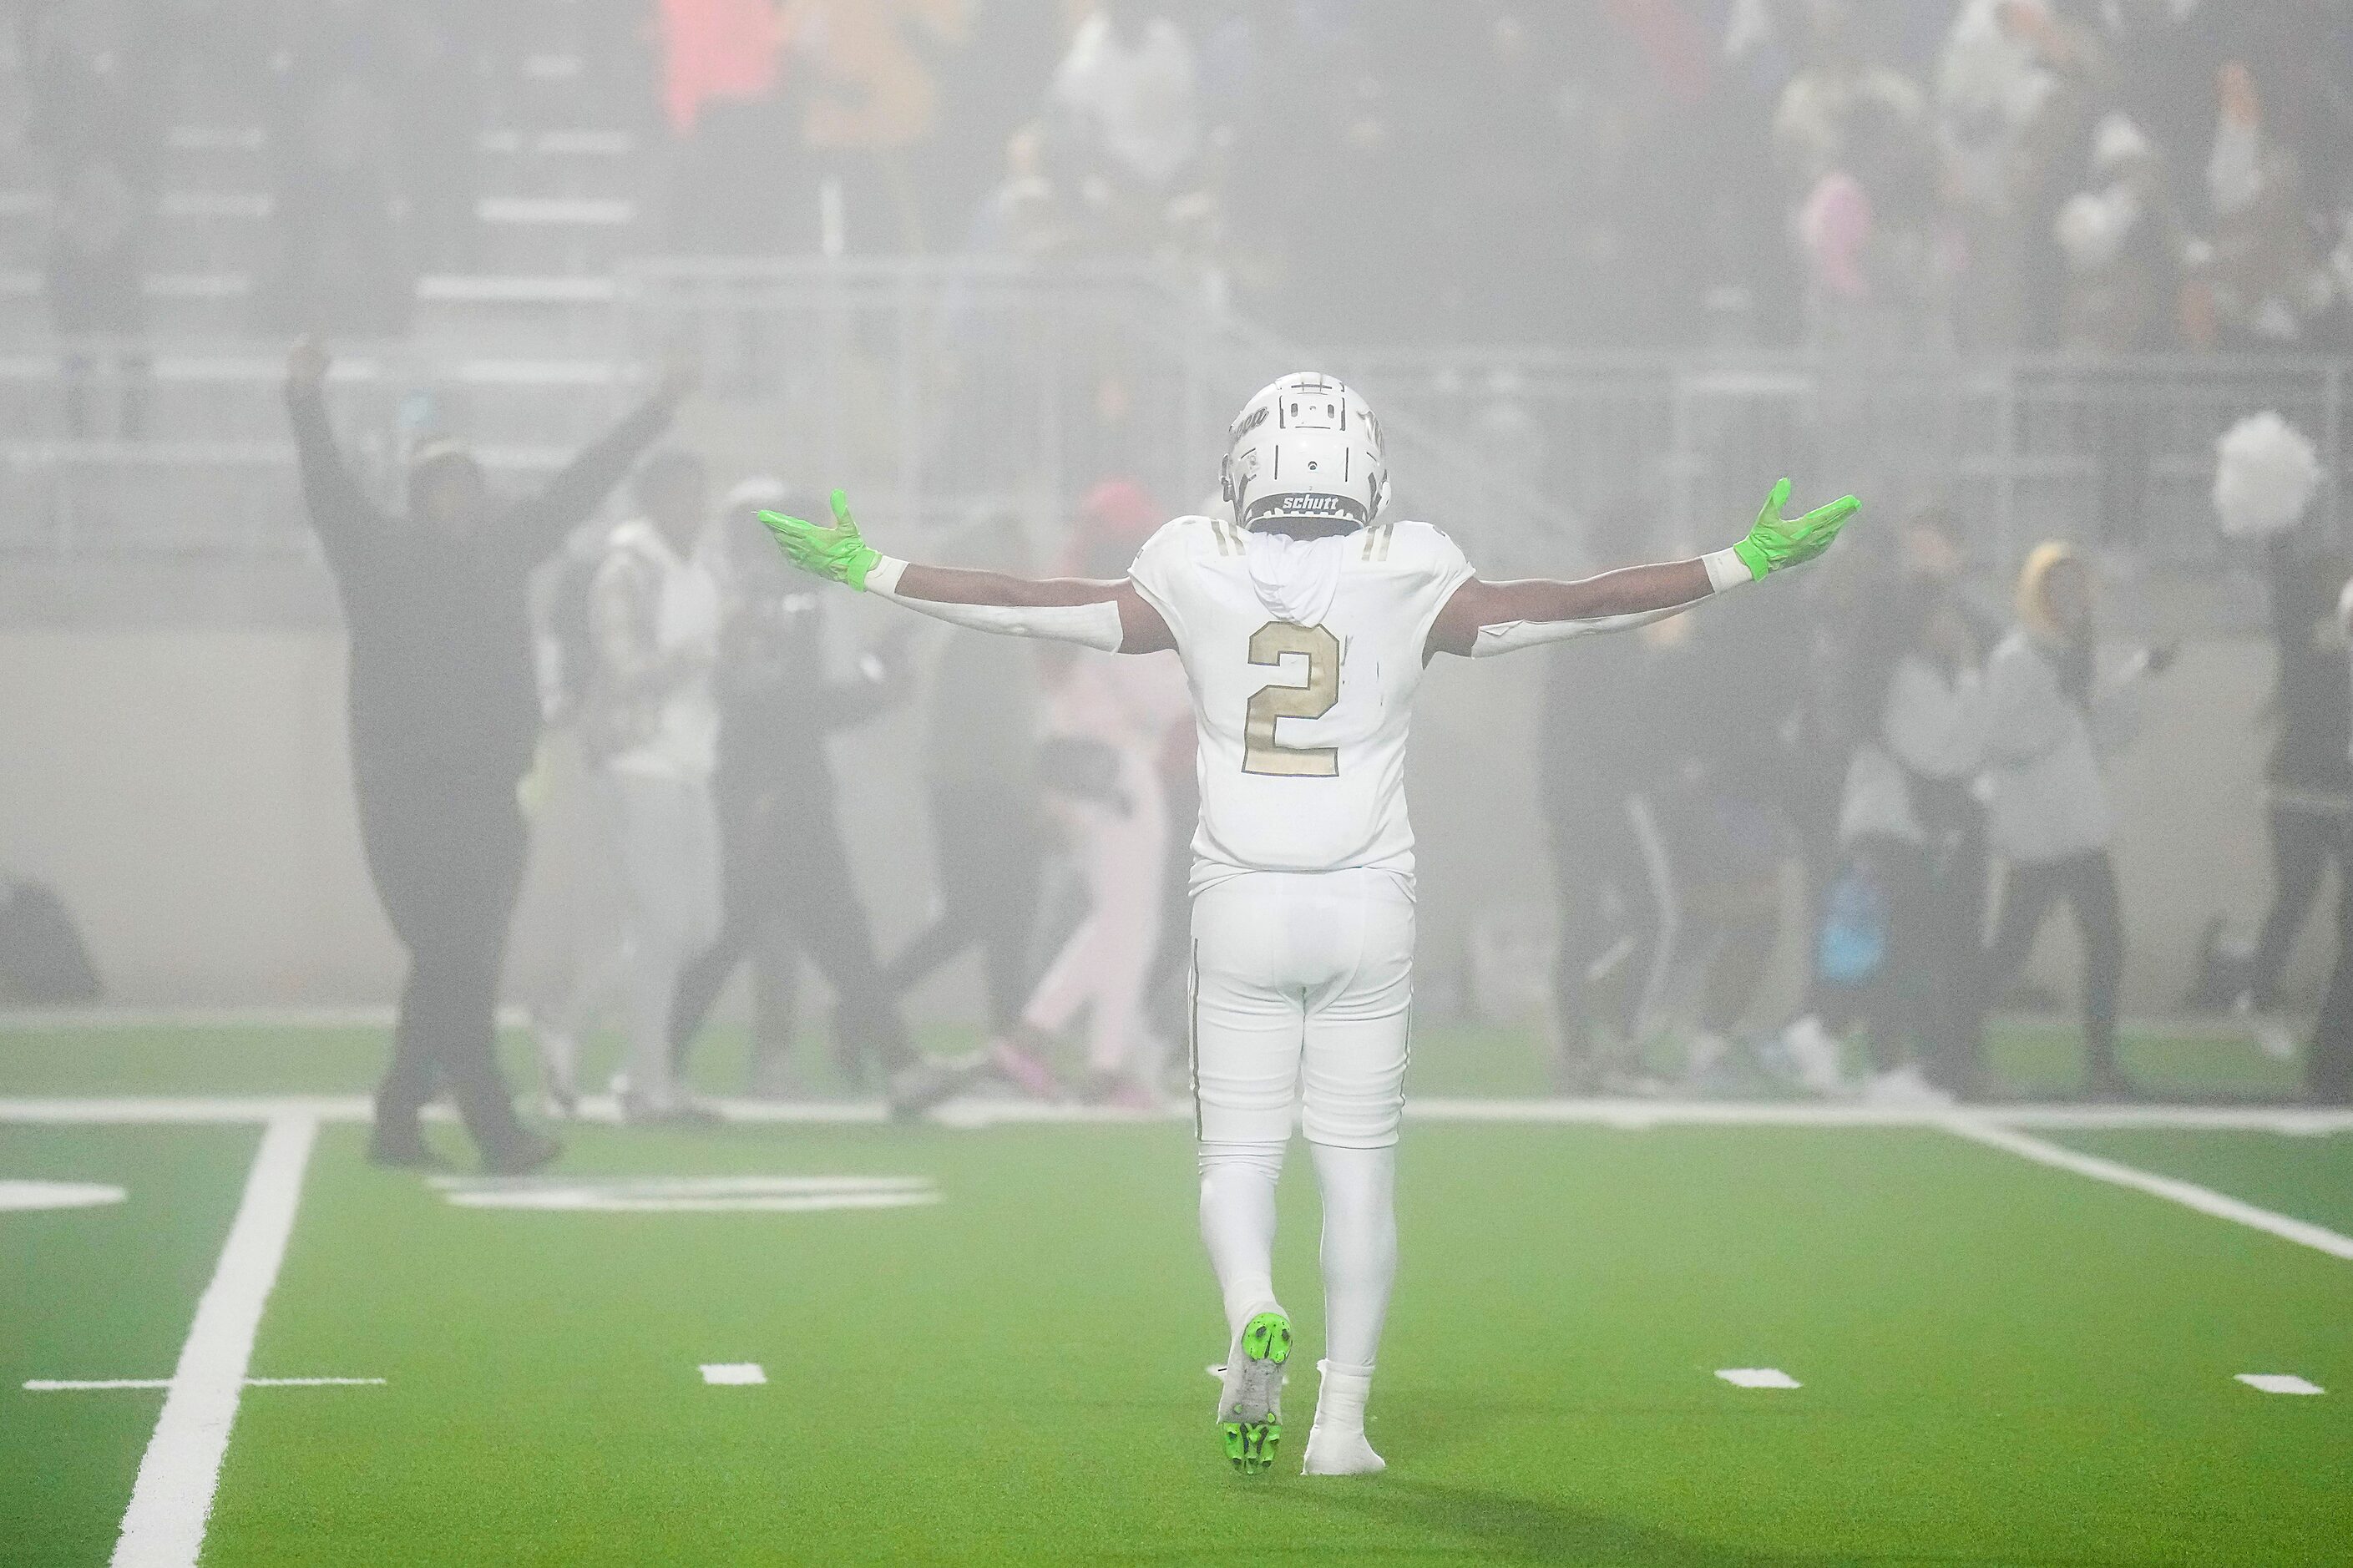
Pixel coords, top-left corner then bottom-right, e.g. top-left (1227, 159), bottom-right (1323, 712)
top-left (1188, 867), bottom-right (1415, 1148)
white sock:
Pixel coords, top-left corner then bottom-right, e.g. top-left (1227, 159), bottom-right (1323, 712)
top-left (1310, 1141), bottom-right (1396, 1368)
top-left (1303, 1360), bottom-right (1386, 1474)
top-left (1197, 1141), bottom-right (1287, 1338)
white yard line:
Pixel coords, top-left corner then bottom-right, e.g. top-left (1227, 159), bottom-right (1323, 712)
top-left (1943, 1117), bottom-right (2353, 1262)
top-left (110, 1115), bottom-right (318, 1568)
top-left (26, 1377), bottom-right (382, 1392)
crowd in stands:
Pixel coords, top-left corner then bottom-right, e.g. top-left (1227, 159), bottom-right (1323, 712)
top-left (14, 0), bottom-right (2353, 354)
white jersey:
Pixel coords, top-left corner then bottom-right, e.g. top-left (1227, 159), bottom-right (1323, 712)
top-left (1126, 515), bottom-right (1475, 891)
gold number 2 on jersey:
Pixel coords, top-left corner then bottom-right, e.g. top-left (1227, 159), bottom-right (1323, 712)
top-left (1242, 622), bottom-right (1339, 776)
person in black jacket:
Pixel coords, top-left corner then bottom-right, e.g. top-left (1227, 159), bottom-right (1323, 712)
top-left (2244, 539), bottom-right (2353, 1016)
top-left (285, 336), bottom-right (688, 1171)
top-left (665, 482), bottom-right (964, 1116)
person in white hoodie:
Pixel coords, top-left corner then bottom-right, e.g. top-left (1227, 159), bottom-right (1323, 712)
top-left (1976, 542), bottom-right (2168, 1100)
top-left (584, 448), bottom-right (725, 1123)
top-left (1784, 569), bottom-right (1991, 1102)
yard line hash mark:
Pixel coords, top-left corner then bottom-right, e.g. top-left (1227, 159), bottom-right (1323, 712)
top-left (1716, 1368), bottom-right (1801, 1389)
top-left (110, 1114), bottom-right (317, 1568)
top-left (1944, 1118), bottom-right (2353, 1262)
top-left (701, 1363), bottom-right (768, 1386)
top-left (2236, 1374), bottom-right (2325, 1395)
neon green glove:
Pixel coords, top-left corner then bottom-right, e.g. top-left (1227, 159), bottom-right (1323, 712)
top-left (758, 488), bottom-right (882, 591)
top-left (1731, 478), bottom-right (1860, 581)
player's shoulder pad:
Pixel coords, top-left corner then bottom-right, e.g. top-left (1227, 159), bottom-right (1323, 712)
top-left (1130, 513), bottom-right (1242, 571)
top-left (1363, 518), bottom-right (1472, 577)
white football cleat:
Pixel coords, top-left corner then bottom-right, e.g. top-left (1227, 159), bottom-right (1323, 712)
top-left (1301, 1360), bottom-right (1385, 1476)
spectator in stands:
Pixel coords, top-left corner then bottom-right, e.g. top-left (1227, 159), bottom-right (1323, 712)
top-left (284, 336), bottom-right (688, 1171)
top-left (1935, 0), bottom-right (2108, 350)
top-left (656, 0), bottom-right (797, 254)
top-left (2196, 61), bottom-right (2335, 351)
top-left (25, 0), bottom-right (159, 438)
top-left (387, 1), bottom-right (485, 273)
top-left (2054, 114), bottom-right (2188, 353)
top-left (882, 510), bottom-right (1046, 1055)
top-left (581, 449), bottom-right (726, 1124)
top-left (664, 484), bottom-right (954, 1112)
top-left (266, 1), bottom-right (414, 334)
top-left (1048, 0), bottom-right (1202, 250)
top-left (794, 0), bottom-right (969, 252)
top-left (44, 154), bottom-right (149, 438)
top-left (1976, 543), bottom-right (2169, 1100)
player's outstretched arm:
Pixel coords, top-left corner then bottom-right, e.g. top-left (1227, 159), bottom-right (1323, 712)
top-left (760, 491), bottom-right (1173, 654)
top-left (1425, 479), bottom-right (1857, 659)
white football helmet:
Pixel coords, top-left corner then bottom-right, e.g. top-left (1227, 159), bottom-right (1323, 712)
top-left (1221, 372), bottom-right (1389, 531)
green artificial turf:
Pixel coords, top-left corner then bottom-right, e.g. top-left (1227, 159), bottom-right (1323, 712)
top-left (2048, 1127), bottom-right (2353, 1236)
top-left (0, 1125), bottom-right (260, 1565)
top-left (0, 1018), bottom-right (2309, 1103)
top-left (6, 1025), bottom-right (2350, 1565)
top-left (183, 1122), bottom-right (2353, 1565)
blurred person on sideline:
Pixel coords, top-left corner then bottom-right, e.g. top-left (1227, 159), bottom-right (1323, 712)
top-left (284, 336), bottom-right (688, 1171)
top-left (1536, 623), bottom-right (1659, 1094)
top-left (881, 511), bottom-right (1047, 1049)
top-left (520, 522), bottom-right (632, 1118)
top-left (989, 482), bottom-right (1190, 1105)
top-left (664, 483), bottom-right (953, 1113)
top-left (580, 450), bottom-right (726, 1125)
top-left (2210, 413), bottom-right (2343, 1050)
top-left (1976, 543), bottom-right (2170, 1100)
top-left (1782, 573), bottom-right (1990, 1103)
top-left (1631, 571), bottom-right (1809, 1090)
top-left (2304, 579), bottom-right (2353, 1105)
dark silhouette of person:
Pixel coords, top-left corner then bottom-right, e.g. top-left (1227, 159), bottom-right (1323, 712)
top-left (284, 336), bottom-right (689, 1170)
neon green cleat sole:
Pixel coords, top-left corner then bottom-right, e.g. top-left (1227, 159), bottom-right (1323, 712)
top-left (1217, 1311), bottom-right (1291, 1475)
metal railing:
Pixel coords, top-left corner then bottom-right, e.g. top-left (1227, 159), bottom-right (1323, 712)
top-left (0, 260), bottom-right (2344, 589)
top-left (1332, 347), bottom-right (2350, 573)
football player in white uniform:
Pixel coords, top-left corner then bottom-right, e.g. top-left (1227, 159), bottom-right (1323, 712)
top-left (762, 373), bottom-right (1857, 1477)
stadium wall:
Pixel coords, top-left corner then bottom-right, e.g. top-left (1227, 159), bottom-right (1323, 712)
top-left (0, 629), bottom-right (2310, 1023)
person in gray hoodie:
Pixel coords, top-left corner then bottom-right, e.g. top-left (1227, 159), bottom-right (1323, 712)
top-left (1976, 541), bottom-right (2168, 1100)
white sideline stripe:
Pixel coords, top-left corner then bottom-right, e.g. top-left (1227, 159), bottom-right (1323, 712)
top-left (427, 1175), bottom-right (931, 1194)
top-left (0, 1005), bottom-right (529, 1031)
top-left (1944, 1118), bottom-right (2353, 1262)
top-left (2, 1093), bottom-right (2350, 1133)
top-left (1716, 1368), bottom-right (1800, 1389)
top-left (700, 1363), bottom-right (767, 1386)
top-left (111, 1115), bottom-right (317, 1568)
top-left (26, 1377), bottom-right (382, 1392)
